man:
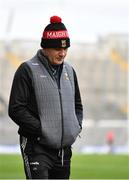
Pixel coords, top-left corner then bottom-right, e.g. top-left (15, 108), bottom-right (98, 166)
top-left (8, 15), bottom-right (83, 179)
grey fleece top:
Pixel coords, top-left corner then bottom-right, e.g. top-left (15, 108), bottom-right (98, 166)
top-left (8, 50), bottom-right (83, 149)
top-left (26, 53), bottom-right (81, 148)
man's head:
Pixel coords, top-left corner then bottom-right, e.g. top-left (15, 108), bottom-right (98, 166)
top-left (41, 15), bottom-right (70, 65)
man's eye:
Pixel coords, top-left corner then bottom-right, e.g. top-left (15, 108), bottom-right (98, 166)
top-left (54, 48), bottom-right (61, 51)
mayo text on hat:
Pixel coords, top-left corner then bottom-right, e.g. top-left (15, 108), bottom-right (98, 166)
top-left (43, 30), bottom-right (69, 39)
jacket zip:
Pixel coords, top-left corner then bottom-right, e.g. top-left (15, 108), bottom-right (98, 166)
top-left (58, 87), bottom-right (64, 166)
top-left (50, 64), bottom-right (64, 166)
top-left (52, 75), bottom-right (64, 149)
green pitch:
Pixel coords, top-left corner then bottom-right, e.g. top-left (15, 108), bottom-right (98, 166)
top-left (0, 154), bottom-right (129, 179)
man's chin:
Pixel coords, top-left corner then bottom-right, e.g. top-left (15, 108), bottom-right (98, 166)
top-left (56, 59), bottom-right (64, 64)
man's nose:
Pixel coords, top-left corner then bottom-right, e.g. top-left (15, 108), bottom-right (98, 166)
top-left (59, 49), bottom-right (66, 56)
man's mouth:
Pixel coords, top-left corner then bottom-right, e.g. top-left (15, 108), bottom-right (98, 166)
top-left (57, 58), bottom-right (63, 61)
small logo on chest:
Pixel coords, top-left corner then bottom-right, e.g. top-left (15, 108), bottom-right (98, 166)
top-left (64, 72), bottom-right (69, 80)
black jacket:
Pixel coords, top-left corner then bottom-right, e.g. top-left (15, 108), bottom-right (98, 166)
top-left (8, 50), bottom-right (83, 138)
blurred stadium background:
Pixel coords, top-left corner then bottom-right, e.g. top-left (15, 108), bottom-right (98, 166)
top-left (0, 0), bottom-right (129, 179)
top-left (0, 0), bottom-right (129, 158)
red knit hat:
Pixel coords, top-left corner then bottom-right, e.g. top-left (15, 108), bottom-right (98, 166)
top-left (41, 16), bottom-right (70, 48)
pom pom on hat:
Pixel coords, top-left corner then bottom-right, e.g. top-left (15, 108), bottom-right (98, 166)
top-left (50, 16), bottom-right (62, 23)
top-left (41, 15), bottom-right (70, 48)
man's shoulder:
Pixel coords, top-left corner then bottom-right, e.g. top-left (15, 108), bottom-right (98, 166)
top-left (26, 54), bottom-right (38, 64)
top-left (64, 61), bottom-right (73, 69)
top-left (64, 62), bottom-right (76, 74)
top-left (16, 55), bottom-right (37, 74)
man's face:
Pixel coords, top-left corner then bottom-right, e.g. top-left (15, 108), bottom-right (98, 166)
top-left (43, 48), bottom-right (68, 65)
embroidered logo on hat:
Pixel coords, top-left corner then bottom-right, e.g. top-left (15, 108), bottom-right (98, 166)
top-left (61, 40), bottom-right (67, 47)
